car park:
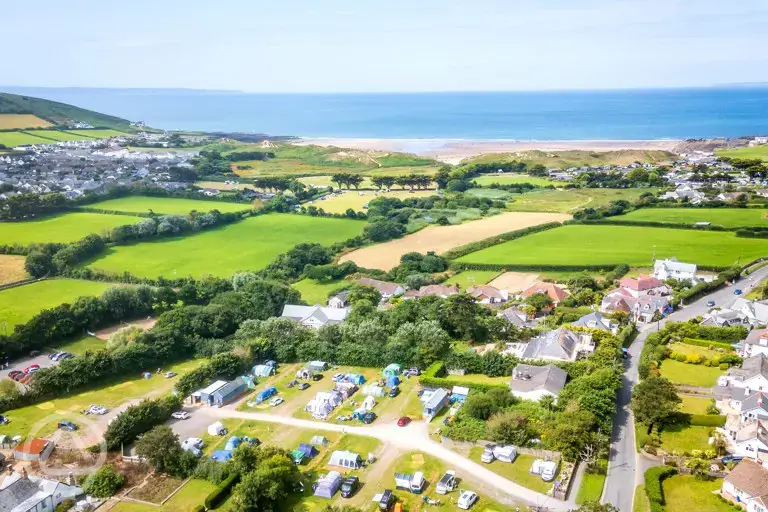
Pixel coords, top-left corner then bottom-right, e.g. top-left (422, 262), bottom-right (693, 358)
top-left (457, 490), bottom-right (478, 510)
top-left (397, 416), bottom-right (411, 427)
top-left (341, 476), bottom-right (359, 498)
top-left (171, 411), bottom-right (190, 420)
top-left (269, 397), bottom-right (285, 407)
top-left (58, 421), bottom-right (78, 432)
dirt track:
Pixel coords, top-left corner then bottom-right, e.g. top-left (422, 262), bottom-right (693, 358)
top-left (339, 211), bottom-right (570, 270)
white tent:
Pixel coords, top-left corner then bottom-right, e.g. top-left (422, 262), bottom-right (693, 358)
top-left (306, 400), bottom-right (334, 418)
top-left (310, 435), bottom-right (330, 446)
top-left (328, 450), bottom-right (362, 469)
top-left (362, 395), bottom-right (376, 411)
top-left (362, 385), bottom-right (386, 397)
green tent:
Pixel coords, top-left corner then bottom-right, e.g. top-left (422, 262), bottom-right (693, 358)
top-left (291, 449), bottom-right (306, 465)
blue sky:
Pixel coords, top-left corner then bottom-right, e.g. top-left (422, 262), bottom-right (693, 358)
top-left (3, 0), bottom-right (768, 92)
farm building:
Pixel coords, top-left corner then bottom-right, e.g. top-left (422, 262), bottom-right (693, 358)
top-left (328, 450), bottom-right (363, 469)
top-left (422, 388), bottom-right (450, 422)
top-left (13, 439), bottom-right (54, 461)
top-left (193, 380), bottom-right (227, 405)
top-left (212, 377), bottom-right (248, 407)
top-left (251, 364), bottom-right (275, 377)
top-left (314, 471), bottom-right (343, 498)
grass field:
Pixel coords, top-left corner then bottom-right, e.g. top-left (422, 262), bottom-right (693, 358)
top-left (662, 475), bottom-right (732, 512)
top-left (312, 189), bottom-right (435, 214)
top-left (464, 149), bottom-right (675, 168)
top-left (576, 472), bottom-right (606, 504)
top-left (22, 129), bottom-right (93, 142)
top-left (0, 279), bottom-right (117, 331)
top-left (0, 114), bottom-right (52, 129)
top-left (634, 484), bottom-right (649, 512)
top-left (0, 212), bottom-right (136, 245)
top-left (83, 196), bottom-right (253, 215)
top-left (292, 278), bottom-right (347, 304)
top-left (297, 175), bottom-right (374, 189)
top-left (0, 359), bottom-right (202, 440)
top-left (443, 270), bottom-right (502, 290)
top-left (618, 207), bottom-right (768, 228)
top-left (658, 359), bottom-right (723, 387)
top-left (472, 174), bottom-right (555, 187)
top-left (658, 424), bottom-right (713, 453)
top-left (465, 188), bottom-right (513, 199)
top-left (680, 395), bottom-right (714, 415)
top-left (468, 447), bottom-right (556, 494)
top-left (0, 255), bottom-right (27, 285)
top-left (341, 211), bottom-right (570, 270)
top-left (87, 214), bottom-right (365, 278)
top-left (507, 188), bottom-right (656, 213)
top-left (667, 342), bottom-right (732, 359)
top-left (51, 335), bottom-right (105, 355)
top-left (64, 129), bottom-right (128, 138)
top-left (0, 131), bottom-right (54, 147)
top-left (456, 224), bottom-right (768, 268)
top-left (716, 145), bottom-right (768, 161)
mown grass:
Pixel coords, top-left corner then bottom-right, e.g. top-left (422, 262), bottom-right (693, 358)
top-left (576, 472), bottom-right (606, 504)
top-left (64, 129), bottom-right (129, 138)
top-left (442, 270), bottom-right (502, 290)
top-left (618, 207), bottom-right (768, 228)
top-left (716, 145), bottom-right (768, 161)
top-left (0, 212), bottom-right (137, 245)
top-left (0, 131), bottom-right (56, 147)
top-left (468, 447), bottom-right (556, 494)
top-left (680, 395), bottom-right (714, 415)
top-left (658, 359), bottom-right (724, 387)
top-left (292, 278), bottom-right (347, 304)
top-left (507, 188), bottom-right (656, 213)
top-left (465, 188), bottom-right (513, 199)
top-left (456, 224), bottom-right (768, 268)
top-left (0, 279), bottom-right (117, 331)
top-left (658, 424), bottom-right (713, 453)
top-left (308, 189), bottom-right (435, 214)
top-left (83, 196), bottom-right (252, 215)
top-left (87, 214), bottom-right (365, 278)
top-left (662, 475), bottom-right (733, 512)
top-left (22, 130), bottom-right (94, 142)
top-left (472, 174), bottom-right (555, 187)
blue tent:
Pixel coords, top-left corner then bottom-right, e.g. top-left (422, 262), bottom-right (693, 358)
top-left (210, 450), bottom-right (232, 462)
top-left (382, 364), bottom-right (401, 377)
top-left (298, 443), bottom-right (319, 459)
top-left (386, 375), bottom-right (400, 388)
top-left (225, 436), bottom-right (241, 451)
top-left (255, 386), bottom-right (277, 404)
top-left (347, 373), bottom-right (366, 385)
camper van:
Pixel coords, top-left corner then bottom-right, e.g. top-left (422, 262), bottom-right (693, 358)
top-left (436, 470), bottom-right (457, 494)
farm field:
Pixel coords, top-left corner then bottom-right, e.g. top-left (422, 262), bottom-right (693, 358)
top-left (0, 255), bottom-right (28, 285)
top-left (0, 279), bottom-right (117, 330)
top-left (618, 207), bottom-right (768, 228)
top-left (87, 214), bottom-right (365, 278)
top-left (0, 212), bottom-right (136, 245)
top-left (472, 174), bottom-right (555, 186)
top-left (455, 224), bottom-right (768, 268)
top-left (292, 278), bottom-right (347, 304)
top-left (22, 129), bottom-right (92, 142)
top-left (0, 114), bottom-right (52, 129)
top-left (507, 188), bottom-right (655, 213)
top-left (193, 180), bottom-right (254, 191)
top-left (0, 359), bottom-right (202, 440)
top-left (63, 129), bottom-right (128, 138)
top-left (658, 359), bottom-right (723, 387)
top-left (341, 211), bottom-right (570, 270)
top-left (464, 149), bottom-right (675, 168)
top-left (297, 175), bottom-right (373, 188)
top-left (716, 145), bottom-right (768, 161)
top-left (464, 188), bottom-right (512, 199)
top-left (487, 271), bottom-right (543, 292)
top-left (312, 189), bottom-right (435, 214)
top-left (82, 196), bottom-right (253, 215)
top-left (0, 131), bottom-right (54, 147)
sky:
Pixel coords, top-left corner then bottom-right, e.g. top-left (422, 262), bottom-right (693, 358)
top-left (3, 0), bottom-right (768, 92)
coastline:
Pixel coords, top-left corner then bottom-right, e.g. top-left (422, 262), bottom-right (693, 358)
top-left (294, 137), bottom-right (681, 163)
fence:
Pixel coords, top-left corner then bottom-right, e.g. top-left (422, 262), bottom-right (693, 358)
top-left (0, 277), bottom-right (44, 292)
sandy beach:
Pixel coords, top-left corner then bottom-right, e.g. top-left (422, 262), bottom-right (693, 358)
top-left (296, 138), bottom-right (681, 163)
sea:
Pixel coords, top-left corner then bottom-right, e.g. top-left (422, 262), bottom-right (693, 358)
top-left (4, 86), bottom-right (768, 140)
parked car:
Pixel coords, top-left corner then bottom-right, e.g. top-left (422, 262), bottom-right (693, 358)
top-left (58, 353), bottom-right (74, 361)
top-left (388, 386), bottom-right (400, 398)
top-left (298, 382), bottom-right (310, 390)
top-left (312, 373), bottom-right (323, 381)
top-left (397, 416), bottom-right (411, 427)
top-left (722, 455), bottom-right (744, 465)
top-left (0, 415), bottom-right (9, 425)
top-left (707, 300), bottom-right (716, 307)
top-left (171, 411), bottom-right (190, 420)
top-left (8, 371), bottom-right (23, 381)
top-left (457, 490), bottom-right (478, 510)
top-left (24, 364), bottom-right (40, 374)
top-left (378, 489), bottom-right (394, 511)
top-left (734, 289), bottom-right (743, 295)
top-left (341, 476), bottom-right (359, 498)
top-left (363, 412), bottom-right (377, 424)
top-left (85, 405), bottom-right (107, 415)
top-left (436, 470), bottom-right (457, 494)
top-left (165, 371), bottom-right (177, 378)
top-left (49, 352), bottom-right (63, 360)
top-left (269, 397), bottom-right (285, 407)
top-left (58, 421), bottom-right (78, 432)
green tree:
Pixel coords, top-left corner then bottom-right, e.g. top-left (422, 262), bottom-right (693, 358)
top-left (229, 448), bottom-right (301, 512)
top-left (526, 292), bottom-right (553, 311)
top-left (346, 284), bottom-right (382, 306)
top-left (82, 464), bottom-right (124, 497)
top-left (630, 376), bottom-right (681, 426)
top-left (543, 409), bottom-right (596, 461)
top-left (487, 411), bottom-right (533, 446)
top-left (136, 425), bottom-right (196, 477)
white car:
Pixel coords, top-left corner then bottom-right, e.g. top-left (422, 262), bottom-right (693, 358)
top-left (457, 490), bottom-right (478, 510)
top-left (165, 372), bottom-right (177, 378)
top-left (540, 461), bottom-right (558, 482)
top-left (88, 405), bottom-right (107, 415)
top-left (182, 437), bottom-right (203, 449)
top-left (171, 411), bottom-right (190, 420)
top-left (269, 397), bottom-right (284, 407)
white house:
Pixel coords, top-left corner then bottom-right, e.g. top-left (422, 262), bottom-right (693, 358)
top-left (745, 330), bottom-right (768, 359)
top-left (0, 470), bottom-right (82, 512)
top-left (356, 277), bottom-right (405, 300)
top-left (734, 299), bottom-right (768, 327)
top-left (741, 392), bottom-right (768, 424)
top-left (653, 258), bottom-right (698, 282)
top-left (722, 458), bottom-right (768, 512)
top-left (467, 285), bottom-right (509, 304)
top-left (281, 304), bottom-right (350, 329)
top-left (734, 419), bottom-right (768, 457)
top-left (509, 364), bottom-right (567, 401)
top-left (570, 312), bottom-right (619, 334)
top-left (327, 290), bottom-right (349, 309)
top-left (719, 354), bottom-right (768, 396)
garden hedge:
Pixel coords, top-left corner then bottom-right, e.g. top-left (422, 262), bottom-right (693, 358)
top-left (573, 218), bottom-right (734, 231)
top-left (419, 361), bottom-right (509, 392)
top-left (204, 474), bottom-right (239, 510)
top-left (442, 221), bottom-right (563, 260)
top-left (644, 466), bottom-right (678, 512)
top-left (687, 414), bottom-right (727, 427)
top-left (681, 337), bottom-right (736, 351)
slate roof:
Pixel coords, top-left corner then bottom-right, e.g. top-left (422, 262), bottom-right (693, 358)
top-left (522, 327), bottom-right (580, 360)
top-left (509, 364), bottom-right (567, 395)
top-left (570, 312), bottom-right (615, 332)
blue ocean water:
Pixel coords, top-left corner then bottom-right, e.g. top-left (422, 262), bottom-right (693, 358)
top-left (4, 86), bottom-right (768, 139)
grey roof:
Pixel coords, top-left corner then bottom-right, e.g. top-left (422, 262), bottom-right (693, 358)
top-left (742, 392), bottom-right (768, 414)
top-left (281, 304), bottom-right (349, 324)
top-left (0, 478), bottom-right (40, 512)
top-left (730, 354), bottom-right (768, 382)
top-left (509, 364), bottom-right (567, 395)
top-left (213, 377), bottom-right (246, 399)
top-left (424, 388), bottom-right (449, 410)
top-left (522, 328), bottom-right (580, 360)
top-left (497, 307), bottom-right (531, 327)
top-left (747, 329), bottom-right (768, 346)
top-left (570, 312), bottom-right (614, 332)
top-left (656, 258), bottom-right (697, 274)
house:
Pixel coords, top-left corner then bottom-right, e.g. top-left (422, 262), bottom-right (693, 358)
top-left (13, 439), bottom-right (54, 461)
top-left (281, 304), bottom-right (350, 329)
top-left (509, 364), bottom-right (567, 401)
top-left (327, 290), bottom-right (349, 309)
top-left (717, 355), bottom-right (768, 413)
top-left (467, 285), bottom-right (509, 304)
top-left (521, 327), bottom-right (595, 362)
top-left (402, 284), bottom-right (459, 299)
top-left (522, 282), bottom-right (569, 305)
top-left (422, 388), bottom-right (450, 422)
top-left (734, 419), bottom-right (768, 457)
top-left (212, 377), bottom-right (247, 407)
top-left (722, 458), bottom-right (768, 512)
top-left (570, 311), bottom-right (619, 334)
top-left (356, 277), bottom-right (405, 299)
top-left (0, 470), bottom-right (82, 512)
top-left (617, 275), bottom-right (670, 298)
top-left (653, 258), bottom-right (698, 282)
top-left (496, 306), bottom-right (537, 328)
top-left (741, 392), bottom-right (768, 424)
top-left (718, 192), bottom-right (747, 202)
top-left (601, 288), bottom-right (670, 323)
top-left (701, 308), bottom-right (749, 328)
top-left (745, 330), bottom-right (768, 358)
top-left (734, 299), bottom-right (768, 327)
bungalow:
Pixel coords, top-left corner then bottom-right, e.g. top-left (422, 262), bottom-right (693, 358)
top-left (653, 258), bottom-right (698, 282)
top-left (281, 304), bottom-right (350, 328)
top-left (617, 275), bottom-right (671, 298)
top-left (722, 458), bottom-right (768, 512)
top-left (467, 285), bottom-right (509, 304)
top-left (701, 308), bottom-right (749, 328)
top-left (496, 306), bottom-right (537, 328)
top-left (14, 439), bottom-right (54, 461)
top-left (356, 277), bottom-right (405, 299)
top-left (570, 311), bottom-right (618, 334)
top-left (327, 290), bottom-right (349, 309)
top-left (522, 282), bottom-right (568, 305)
top-left (0, 470), bottom-right (82, 512)
top-left (509, 364), bottom-right (567, 401)
top-left (521, 327), bottom-right (595, 362)
top-left (402, 284), bottom-right (460, 300)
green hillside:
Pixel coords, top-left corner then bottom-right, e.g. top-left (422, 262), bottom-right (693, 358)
top-left (0, 92), bottom-right (134, 131)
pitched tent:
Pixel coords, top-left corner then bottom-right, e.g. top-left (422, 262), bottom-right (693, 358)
top-left (308, 360), bottom-right (328, 372)
top-left (306, 400), bottom-right (334, 418)
top-left (383, 364), bottom-right (401, 377)
top-left (224, 436), bottom-right (241, 451)
top-left (210, 450), bottom-right (232, 462)
top-left (347, 373), bottom-right (366, 385)
top-left (386, 375), bottom-right (400, 388)
top-left (314, 471), bottom-right (343, 499)
top-left (362, 385), bottom-right (386, 397)
top-left (292, 449), bottom-right (306, 465)
top-left (328, 450), bottom-right (363, 469)
top-left (310, 435), bottom-right (330, 446)
top-left (362, 395), bottom-right (377, 411)
top-left (298, 443), bottom-right (319, 459)
top-left (252, 364), bottom-right (275, 377)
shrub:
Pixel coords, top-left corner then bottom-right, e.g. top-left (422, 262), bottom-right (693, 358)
top-left (55, 499), bottom-right (76, 512)
top-left (688, 414), bottom-right (727, 427)
top-left (204, 473), bottom-right (239, 509)
top-left (82, 464), bottom-right (125, 498)
top-left (719, 363), bottom-right (729, 371)
top-left (644, 466), bottom-right (677, 508)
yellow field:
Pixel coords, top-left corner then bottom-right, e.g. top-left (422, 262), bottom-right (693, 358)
top-left (0, 255), bottom-right (28, 285)
top-left (310, 189), bottom-right (435, 214)
top-left (340, 211), bottom-right (571, 270)
top-left (0, 114), bottom-right (52, 129)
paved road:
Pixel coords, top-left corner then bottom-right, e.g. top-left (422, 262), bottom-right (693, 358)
top-left (602, 265), bottom-right (768, 510)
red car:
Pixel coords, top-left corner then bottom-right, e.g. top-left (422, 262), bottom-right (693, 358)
top-left (24, 364), bottom-right (40, 374)
top-left (397, 416), bottom-right (411, 427)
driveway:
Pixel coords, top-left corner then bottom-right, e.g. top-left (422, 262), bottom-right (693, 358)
top-left (602, 265), bottom-right (768, 510)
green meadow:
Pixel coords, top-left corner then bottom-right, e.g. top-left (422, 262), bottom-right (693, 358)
top-left (618, 207), bottom-right (767, 228)
top-left (0, 131), bottom-right (53, 147)
top-left (0, 212), bottom-right (137, 245)
top-left (87, 214), bottom-right (365, 278)
top-left (82, 196), bottom-right (253, 215)
top-left (456, 224), bottom-right (768, 268)
top-left (472, 174), bottom-right (555, 187)
top-left (507, 188), bottom-right (654, 213)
